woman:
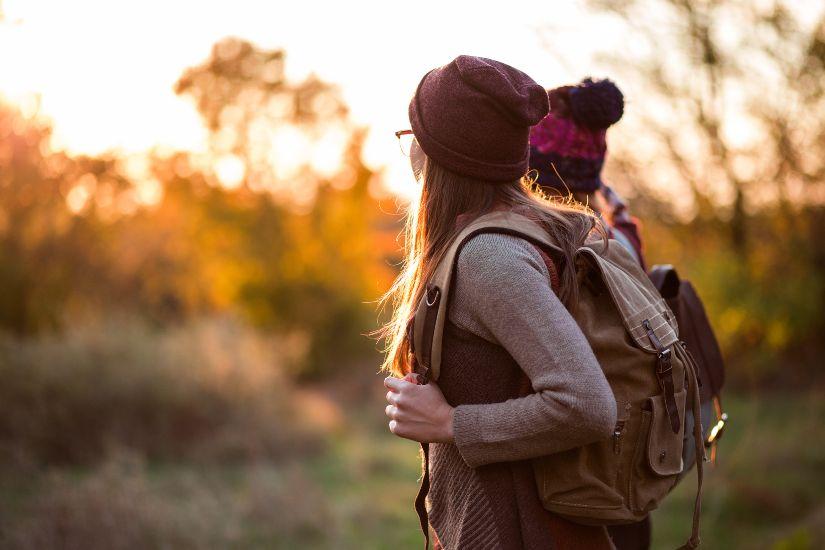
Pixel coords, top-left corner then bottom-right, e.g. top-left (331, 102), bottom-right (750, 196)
top-left (380, 56), bottom-right (618, 549)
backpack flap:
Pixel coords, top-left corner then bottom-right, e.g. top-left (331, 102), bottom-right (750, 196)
top-left (412, 211), bottom-right (561, 382)
top-left (578, 242), bottom-right (679, 355)
top-left (577, 241), bottom-right (683, 434)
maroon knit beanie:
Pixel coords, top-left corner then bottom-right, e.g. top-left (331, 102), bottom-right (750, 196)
top-left (409, 56), bottom-right (549, 182)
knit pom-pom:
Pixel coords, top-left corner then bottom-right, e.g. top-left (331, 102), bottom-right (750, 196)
top-left (568, 78), bottom-right (624, 130)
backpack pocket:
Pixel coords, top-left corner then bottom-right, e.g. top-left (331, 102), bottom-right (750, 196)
top-left (629, 388), bottom-right (687, 513)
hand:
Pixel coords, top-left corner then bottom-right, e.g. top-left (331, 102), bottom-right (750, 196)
top-left (384, 375), bottom-right (455, 444)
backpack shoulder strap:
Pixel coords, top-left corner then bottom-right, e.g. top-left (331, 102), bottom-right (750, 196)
top-left (648, 264), bottom-right (681, 300)
top-left (649, 264), bottom-right (726, 398)
top-left (411, 210), bottom-right (561, 382)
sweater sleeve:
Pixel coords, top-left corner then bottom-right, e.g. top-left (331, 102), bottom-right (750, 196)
top-left (448, 233), bottom-right (617, 468)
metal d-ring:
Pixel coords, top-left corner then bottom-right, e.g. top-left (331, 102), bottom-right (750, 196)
top-left (426, 287), bottom-right (440, 307)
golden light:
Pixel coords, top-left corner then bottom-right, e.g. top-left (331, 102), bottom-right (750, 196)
top-left (310, 127), bottom-right (346, 178)
top-left (272, 126), bottom-right (311, 180)
top-left (66, 182), bottom-right (92, 214)
top-left (214, 154), bottom-right (246, 190)
top-left (135, 178), bottom-right (163, 206)
top-left (0, 0), bottom-right (596, 199)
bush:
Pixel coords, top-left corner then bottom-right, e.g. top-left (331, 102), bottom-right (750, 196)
top-left (0, 453), bottom-right (334, 549)
top-left (0, 317), bottom-right (321, 466)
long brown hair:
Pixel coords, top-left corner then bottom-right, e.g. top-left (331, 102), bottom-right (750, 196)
top-left (378, 154), bottom-right (604, 376)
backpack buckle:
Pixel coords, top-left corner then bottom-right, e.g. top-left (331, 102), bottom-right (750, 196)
top-left (656, 348), bottom-right (672, 375)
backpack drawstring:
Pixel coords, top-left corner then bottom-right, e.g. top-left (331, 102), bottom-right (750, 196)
top-left (675, 343), bottom-right (706, 549)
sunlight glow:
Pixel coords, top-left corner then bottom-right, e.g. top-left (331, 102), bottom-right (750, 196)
top-left (66, 175), bottom-right (94, 214)
top-left (0, 0), bottom-right (601, 199)
top-left (311, 126), bottom-right (347, 179)
top-left (135, 178), bottom-right (163, 206)
top-left (214, 154), bottom-right (246, 190)
top-left (4, 0), bottom-right (817, 206)
top-left (271, 126), bottom-right (311, 180)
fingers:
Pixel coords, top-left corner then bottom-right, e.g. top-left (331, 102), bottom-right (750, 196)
top-left (388, 419), bottom-right (412, 440)
top-left (384, 376), bottom-right (412, 392)
top-left (387, 406), bottom-right (402, 437)
top-left (385, 404), bottom-right (401, 420)
top-left (388, 419), bottom-right (400, 436)
top-left (388, 388), bottom-right (410, 406)
top-left (383, 376), bottom-right (424, 441)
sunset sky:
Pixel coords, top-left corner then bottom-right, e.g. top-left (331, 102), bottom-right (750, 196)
top-left (0, 0), bottom-right (627, 196)
top-left (4, 0), bottom-right (822, 202)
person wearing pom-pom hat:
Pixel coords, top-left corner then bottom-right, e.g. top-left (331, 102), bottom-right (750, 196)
top-left (531, 77), bottom-right (651, 550)
top-left (529, 78), bottom-right (647, 270)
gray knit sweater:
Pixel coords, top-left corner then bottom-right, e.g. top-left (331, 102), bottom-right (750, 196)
top-left (448, 233), bottom-right (617, 468)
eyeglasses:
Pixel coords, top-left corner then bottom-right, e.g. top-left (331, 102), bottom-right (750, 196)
top-left (395, 129), bottom-right (415, 157)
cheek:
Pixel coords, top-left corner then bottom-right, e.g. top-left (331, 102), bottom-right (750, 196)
top-left (410, 143), bottom-right (425, 182)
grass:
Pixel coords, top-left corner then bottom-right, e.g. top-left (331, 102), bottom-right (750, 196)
top-left (0, 317), bottom-right (321, 467)
top-left (299, 388), bottom-right (825, 550)
top-left (0, 405), bottom-right (424, 549)
top-left (651, 391), bottom-right (825, 550)
top-left (2, 389), bottom-right (823, 549)
top-left (0, 320), bottom-right (822, 549)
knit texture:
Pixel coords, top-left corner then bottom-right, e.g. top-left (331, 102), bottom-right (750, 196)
top-left (409, 56), bottom-right (549, 181)
top-left (528, 78), bottom-right (624, 193)
top-left (568, 78), bottom-right (625, 130)
top-left (529, 113), bottom-right (607, 193)
top-left (424, 233), bottom-right (617, 550)
top-left (450, 234), bottom-right (616, 468)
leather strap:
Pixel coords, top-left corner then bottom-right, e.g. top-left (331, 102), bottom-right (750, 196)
top-left (415, 442), bottom-right (431, 550)
top-left (676, 343), bottom-right (706, 549)
top-left (644, 319), bottom-right (681, 434)
top-left (657, 350), bottom-right (681, 434)
top-left (411, 211), bottom-right (564, 382)
top-left (415, 285), bottom-right (441, 384)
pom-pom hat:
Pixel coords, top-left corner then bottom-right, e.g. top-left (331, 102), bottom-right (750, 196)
top-left (529, 77), bottom-right (624, 193)
top-left (409, 56), bottom-right (549, 182)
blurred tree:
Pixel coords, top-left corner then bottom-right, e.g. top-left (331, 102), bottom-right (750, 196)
top-left (175, 38), bottom-right (394, 377)
top-left (175, 37), bottom-right (350, 203)
top-left (0, 39), bottom-right (396, 379)
top-left (0, 104), bottom-right (66, 332)
top-left (554, 0), bottom-right (825, 381)
top-left (584, 0), bottom-right (825, 251)
top-left (0, 104), bottom-right (123, 332)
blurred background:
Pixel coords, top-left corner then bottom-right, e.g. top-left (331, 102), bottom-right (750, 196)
top-left (0, 0), bottom-right (823, 548)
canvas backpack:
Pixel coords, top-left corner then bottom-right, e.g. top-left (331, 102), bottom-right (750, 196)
top-left (411, 210), bottom-right (707, 549)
